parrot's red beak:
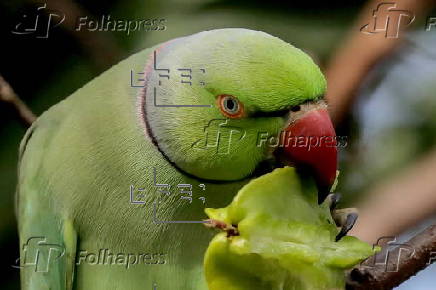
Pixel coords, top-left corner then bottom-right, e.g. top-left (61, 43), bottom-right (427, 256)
top-left (277, 108), bottom-right (337, 203)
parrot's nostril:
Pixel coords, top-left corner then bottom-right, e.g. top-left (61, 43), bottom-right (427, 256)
top-left (291, 105), bottom-right (301, 112)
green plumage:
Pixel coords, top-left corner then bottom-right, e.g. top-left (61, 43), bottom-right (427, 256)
top-left (17, 29), bottom-right (326, 289)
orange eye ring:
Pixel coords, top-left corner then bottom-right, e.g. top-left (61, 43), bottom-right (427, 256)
top-left (217, 95), bottom-right (245, 119)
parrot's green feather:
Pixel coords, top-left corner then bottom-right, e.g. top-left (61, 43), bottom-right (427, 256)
top-left (17, 29), bottom-right (327, 289)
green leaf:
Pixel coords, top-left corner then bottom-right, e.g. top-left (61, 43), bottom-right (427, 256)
top-left (204, 167), bottom-right (376, 290)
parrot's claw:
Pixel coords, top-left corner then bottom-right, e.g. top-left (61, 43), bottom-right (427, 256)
top-left (325, 193), bottom-right (341, 210)
top-left (332, 208), bottom-right (358, 241)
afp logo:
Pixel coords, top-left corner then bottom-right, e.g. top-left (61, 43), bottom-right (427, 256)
top-left (191, 119), bottom-right (245, 155)
top-left (12, 237), bottom-right (65, 273)
top-left (360, 2), bottom-right (415, 38)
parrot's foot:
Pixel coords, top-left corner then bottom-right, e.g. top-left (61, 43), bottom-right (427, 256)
top-left (333, 208), bottom-right (358, 241)
top-left (326, 193), bottom-right (358, 241)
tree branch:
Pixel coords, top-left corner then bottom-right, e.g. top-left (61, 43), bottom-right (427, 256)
top-left (346, 225), bottom-right (436, 290)
top-left (0, 75), bottom-right (36, 127)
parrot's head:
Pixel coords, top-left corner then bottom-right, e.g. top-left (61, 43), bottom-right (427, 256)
top-left (142, 28), bottom-right (336, 202)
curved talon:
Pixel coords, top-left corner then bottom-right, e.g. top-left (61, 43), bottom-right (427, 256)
top-left (326, 193), bottom-right (341, 210)
top-left (335, 212), bottom-right (358, 242)
top-left (332, 208), bottom-right (358, 226)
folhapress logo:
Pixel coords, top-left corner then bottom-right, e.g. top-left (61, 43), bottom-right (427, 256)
top-left (12, 237), bottom-right (65, 272)
top-left (360, 2), bottom-right (415, 38)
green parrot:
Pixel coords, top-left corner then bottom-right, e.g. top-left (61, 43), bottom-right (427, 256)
top-left (17, 28), bottom-right (352, 289)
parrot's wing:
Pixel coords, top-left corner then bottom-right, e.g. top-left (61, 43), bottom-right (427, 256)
top-left (16, 45), bottom-right (158, 290)
top-left (17, 117), bottom-right (78, 290)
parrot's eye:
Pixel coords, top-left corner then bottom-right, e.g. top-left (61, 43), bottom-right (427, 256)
top-left (217, 95), bottom-right (245, 118)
